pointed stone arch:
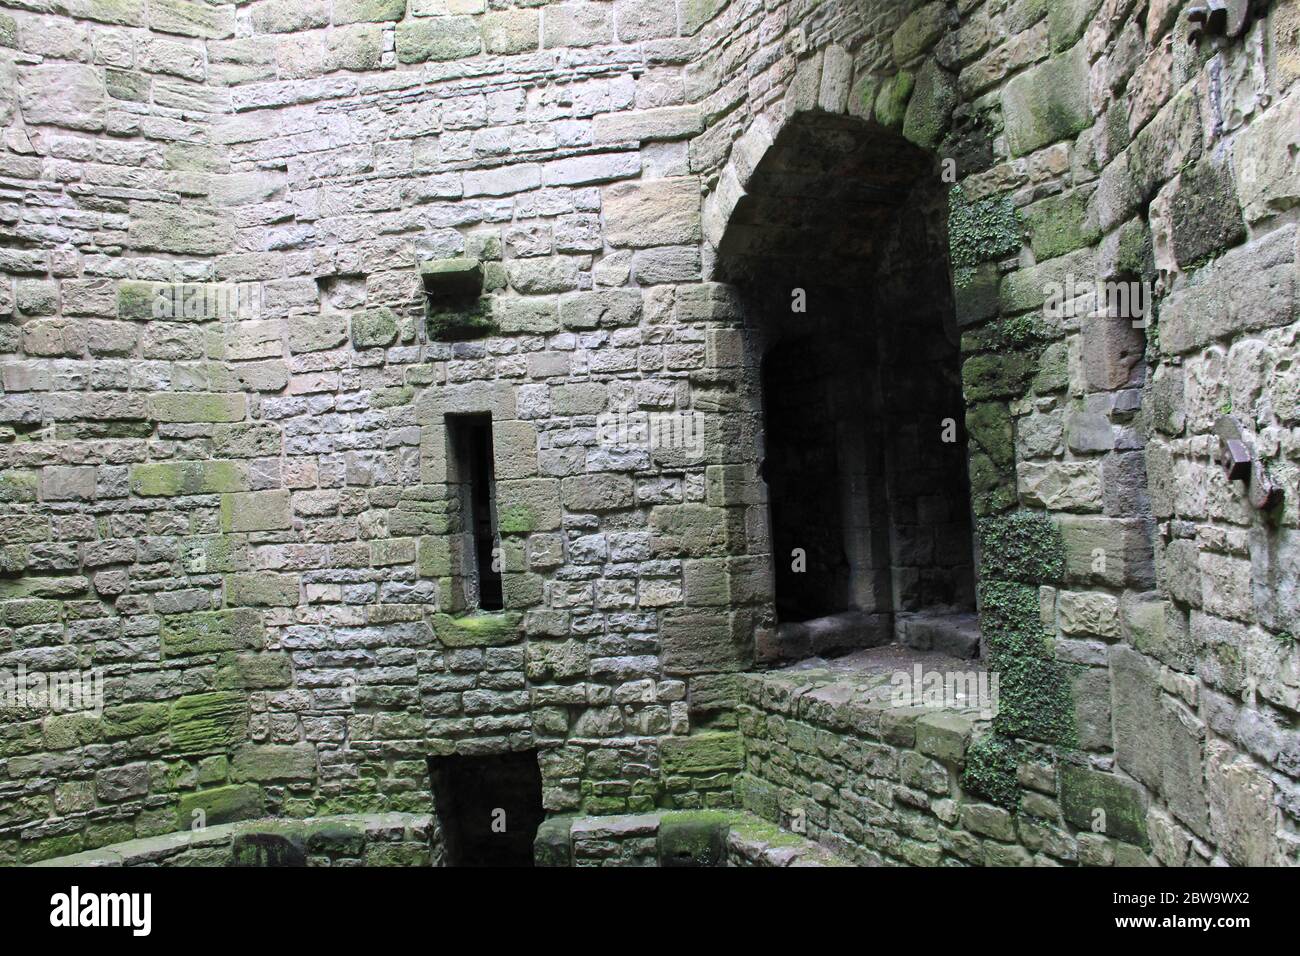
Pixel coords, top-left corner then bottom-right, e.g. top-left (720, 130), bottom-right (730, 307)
top-left (699, 85), bottom-right (978, 661)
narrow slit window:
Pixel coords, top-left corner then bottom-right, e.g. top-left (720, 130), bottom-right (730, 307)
top-left (448, 414), bottom-right (503, 611)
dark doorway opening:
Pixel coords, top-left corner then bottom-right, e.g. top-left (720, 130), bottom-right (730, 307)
top-left (428, 751), bottom-right (545, 866)
top-left (717, 113), bottom-right (978, 660)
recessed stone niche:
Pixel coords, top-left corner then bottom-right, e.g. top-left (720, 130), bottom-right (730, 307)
top-left (422, 257), bottom-right (492, 341)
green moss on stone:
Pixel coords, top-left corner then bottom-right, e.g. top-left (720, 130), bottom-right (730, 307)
top-left (497, 505), bottom-right (536, 534)
top-left (961, 351), bottom-right (1038, 401)
top-left (659, 731), bottom-right (743, 774)
top-left (1022, 187), bottom-right (1100, 260)
top-left (130, 460), bottom-right (248, 497)
top-left (427, 298), bottom-right (497, 342)
top-left (0, 470), bottom-right (38, 503)
top-left (658, 812), bottom-right (727, 866)
top-left (177, 783), bottom-right (264, 828)
top-left (874, 71), bottom-right (914, 129)
top-left (161, 608), bottom-right (264, 656)
top-left (116, 280), bottom-right (159, 321)
top-left (101, 702), bottom-right (170, 740)
top-left (432, 611), bottom-right (523, 647)
top-left (1060, 763), bottom-right (1148, 846)
top-left (169, 691), bottom-right (249, 755)
top-left (351, 307), bottom-right (399, 348)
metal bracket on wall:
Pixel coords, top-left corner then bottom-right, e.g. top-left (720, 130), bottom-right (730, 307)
top-left (1214, 414), bottom-right (1284, 511)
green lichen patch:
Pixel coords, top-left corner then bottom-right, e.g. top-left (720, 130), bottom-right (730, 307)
top-left (658, 812), bottom-right (728, 866)
top-left (874, 71), bottom-right (914, 129)
top-left (961, 350), bottom-right (1039, 402)
top-left (497, 505), bottom-right (536, 534)
top-left (130, 460), bottom-right (248, 497)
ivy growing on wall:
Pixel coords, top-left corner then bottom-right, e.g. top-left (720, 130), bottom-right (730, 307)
top-left (948, 185), bottom-right (1021, 270)
top-left (963, 511), bottom-right (1077, 808)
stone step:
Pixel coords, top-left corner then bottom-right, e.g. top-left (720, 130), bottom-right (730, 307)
top-left (896, 611), bottom-right (981, 659)
top-left (773, 610), bottom-right (893, 660)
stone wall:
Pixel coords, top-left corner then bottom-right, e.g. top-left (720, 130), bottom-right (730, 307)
top-left (735, 655), bottom-right (1144, 865)
top-left (0, 0), bottom-right (1298, 867)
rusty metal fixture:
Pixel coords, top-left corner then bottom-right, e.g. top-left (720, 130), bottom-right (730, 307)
top-left (1221, 437), bottom-right (1251, 481)
top-left (1214, 415), bottom-right (1284, 511)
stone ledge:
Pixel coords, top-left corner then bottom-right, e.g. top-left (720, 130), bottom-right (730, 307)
top-left (31, 813), bottom-right (435, 868)
top-left (536, 809), bottom-right (853, 867)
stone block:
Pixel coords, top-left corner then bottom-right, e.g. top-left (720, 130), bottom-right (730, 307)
top-left (496, 479), bottom-right (563, 533)
top-left (396, 16), bottom-right (480, 63)
top-left (1109, 645), bottom-right (1163, 790)
top-left (482, 9), bottom-right (539, 53)
top-left (562, 473), bottom-right (634, 512)
top-left (1206, 740), bottom-right (1279, 865)
top-left (659, 732), bottom-right (743, 773)
top-left (351, 307), bottom-right (399, 348)
top-left (231, 744), bottom-right (318, 783)
top-left (225, 573), bottom-right (299, 607)
top-left (177, 784), bottom-right (264, 828)
top-left (150, 393), bottom-right (247, 423)
top-left (915, 713), bottom-right (972, 763)
top-left (432, 611), bottom-right (523, 647)
top-left (660, 608), bottom-right (750, 674)
top-left (169, 692), bottom-right (249, 755)
top-left (41, 466), bottom-right (96, 502)
top-left (1059, 763), bottom-right (1148, 846)
top-left (221, 489), bottom-right (291, 532)
top-left (603, 177), bottom-right (701, 248)
top-left (131, 461), bottom-right (248, 497)
top-left (1234, 88), bottom-right (1300, 224)
top-left (1017, 460), bottom-right (1102, 512)
top-left (1001, 43), bottom-right (1092, 157)
top-left (542, 2), bottom-right (613, 48)
top-left (17, 64), bottom-right (106, 131)
top-left (161, 609), bottom-right (264, 656)
top-left (594, 106), bottom-right (702, 143)
top-left (902, 59), bottom-right (957, 150)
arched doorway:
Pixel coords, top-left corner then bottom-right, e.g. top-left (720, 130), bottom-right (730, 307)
top-left (717, 112), bottom-right (977, 659)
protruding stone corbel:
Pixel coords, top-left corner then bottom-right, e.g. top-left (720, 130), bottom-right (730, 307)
top-left (1214, 414), bottom-right (1283, 511)
top-left (421, 258), bottom-right (492, 341)
top-left (1186, 0), bottom-right (1257, 44)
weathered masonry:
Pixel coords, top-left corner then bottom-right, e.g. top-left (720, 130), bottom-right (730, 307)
top-left (1, 0), bottom-right (1298, 868)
